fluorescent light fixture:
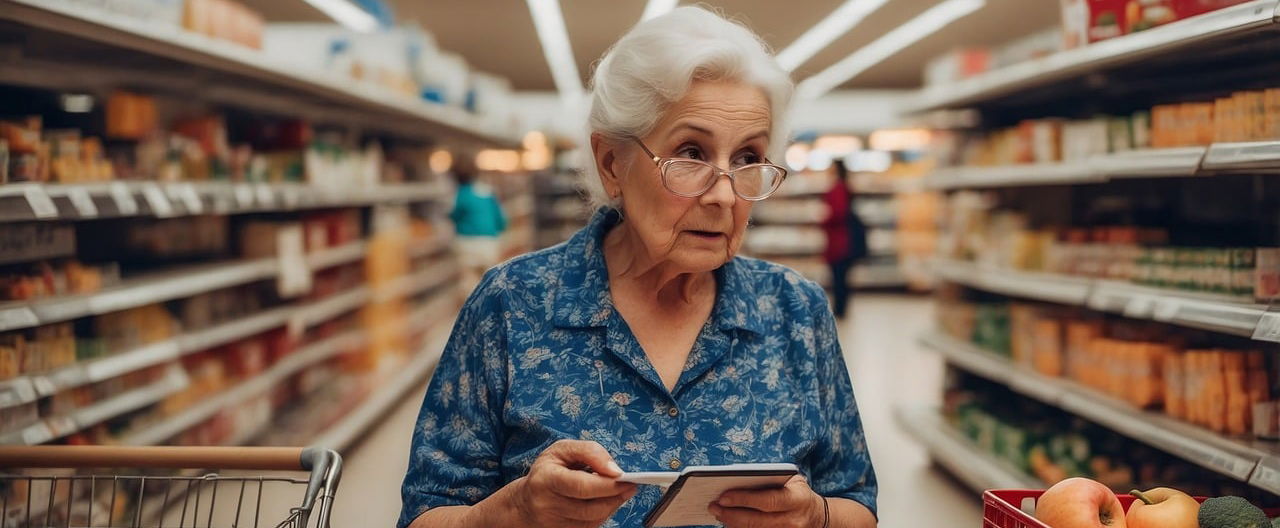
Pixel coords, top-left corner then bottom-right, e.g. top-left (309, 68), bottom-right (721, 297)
top-left (302, 0), bottom-right (379, 32)
top-left (640, 0), bottom-right (678, 21)
top-left (776, 0), bottom-right (890, 72)
top-left (796, 0), bottom-right (985, 99)
top-left (526, 0), bottom-right (585, 106)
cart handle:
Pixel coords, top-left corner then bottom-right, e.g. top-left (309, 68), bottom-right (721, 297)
top-left (0, 445), bottom-right (317, 471)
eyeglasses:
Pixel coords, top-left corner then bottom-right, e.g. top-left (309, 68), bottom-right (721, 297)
top-left (633, 139), bottom-right (787, 201)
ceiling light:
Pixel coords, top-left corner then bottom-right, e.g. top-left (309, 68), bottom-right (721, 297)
top-left (526, 0), bottom-right (585, 106)
top-left (796, 0), bottom-right (985, 99)
top-left (640, 0), bottom-right (678, 21)
top-left (302, 0), bottom-right (379, 32)
top-left (776, 0), bottom-right (890, 72)
top-left (785, 143), bottom-right (810, 171)
top-left (429, 150), bottom-right (453, 174)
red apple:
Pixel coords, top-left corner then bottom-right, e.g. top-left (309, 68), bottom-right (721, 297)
top-left (1035, 477), bottom-right (1127, 528)
top-left (1125, 488), bottom-right (1198, 528)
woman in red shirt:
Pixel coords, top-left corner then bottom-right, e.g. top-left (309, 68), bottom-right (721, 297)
top-left (821, 160), bottom-right (868, 319)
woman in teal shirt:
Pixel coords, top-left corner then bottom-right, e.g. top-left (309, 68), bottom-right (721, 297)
top-left (450, 165), bottom-right (507, 291)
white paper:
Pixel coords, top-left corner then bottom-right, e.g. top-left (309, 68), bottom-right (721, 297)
top-left (617, 471), bottom-right (680, 486)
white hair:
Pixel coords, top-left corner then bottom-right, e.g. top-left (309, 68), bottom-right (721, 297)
top-left (581, 6), bottom-right (794, 210)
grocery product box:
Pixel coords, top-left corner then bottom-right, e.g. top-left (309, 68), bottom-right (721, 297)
top-left (1257, 247), bottom-right (1280, 301)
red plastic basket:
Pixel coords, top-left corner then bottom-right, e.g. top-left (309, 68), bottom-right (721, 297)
top-left (984, 489), bottom-right (1279, 528)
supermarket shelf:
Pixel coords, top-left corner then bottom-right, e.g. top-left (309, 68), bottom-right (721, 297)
top-left (0, 365), bottom-right (190, 445)
top-left (0, 181), bottom-right (447, 224)
top-left (926, 147), bottom-right (1206, 190)
top-left (372, 262), bottom-right (461, 304)
top-left (0, 0), bottom-right (519, 146)
top-left (920, 331), bottom-right (1280, 490)
top-left (1202, 141), bottom-right (1280, 172)
top-left (894, 405), bottom-right (1041, 491)
top-left (15, 282), bottom-right (375, 403)
top-left (314, 330), bottom-right (450, 451)
top-left (409, 234), bottom-right (456, 260)
top-left (934, 259), bottom-right (1270, 338)
top-left (122, 330), bottom-right (367, 446)
top-left (934, 259), bottom-right (1091, 305)
top-left (0, 239), bottom-right (370, 334)
top-left (908, 0), bottom-right (1280, 112)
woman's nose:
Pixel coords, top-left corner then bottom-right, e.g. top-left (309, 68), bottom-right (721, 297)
top-left (699, 171), bottom-right (737, 206)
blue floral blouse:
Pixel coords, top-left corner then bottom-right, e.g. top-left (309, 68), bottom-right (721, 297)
top-left (398, 208), bottom-right (877, 528)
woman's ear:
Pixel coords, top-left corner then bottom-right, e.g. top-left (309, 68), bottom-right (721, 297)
top-left (591, 132), bottom-right (621, 198)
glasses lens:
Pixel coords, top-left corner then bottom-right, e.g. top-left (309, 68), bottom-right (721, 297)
top-left (734, 165), bottom-right (784, 199)
top-left (662, 160), bottom-right (715, 195)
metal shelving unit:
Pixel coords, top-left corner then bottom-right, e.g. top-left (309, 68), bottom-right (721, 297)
top-left (0, 238), bottom-right (370, 334)
top-left (0, 181), bottom-right (447, 224)
top-left (934, 259), bottom-right (1272, 339)
top-left (919, 331), bottom-right (1280, 493)
top-left (894, 405), bottom-right (1042, 491)
top-left (908, 0), bottom-right (1280, 112)
top-left (0, 0), bottom-right (519, 147)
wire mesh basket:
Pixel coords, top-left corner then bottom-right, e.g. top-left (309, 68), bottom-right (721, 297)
top-left (0, 446), bottom-right (342, 528)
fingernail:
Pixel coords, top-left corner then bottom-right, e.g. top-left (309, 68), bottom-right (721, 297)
top-left (718, 497), bottom-right (733, 507)
top-left (607, 461), bottom-right (622, 474)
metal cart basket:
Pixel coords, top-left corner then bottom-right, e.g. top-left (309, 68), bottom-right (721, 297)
top-left (0, 446), bottom-right (341, 528)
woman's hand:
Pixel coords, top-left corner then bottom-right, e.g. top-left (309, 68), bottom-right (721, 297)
top-left (510, 439), bottom-right (638, 528)
top-left (709, 475), bottom-right (825, 528)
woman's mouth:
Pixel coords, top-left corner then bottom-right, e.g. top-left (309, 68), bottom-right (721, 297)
top-left (687, 230), bottom-right (724, 240)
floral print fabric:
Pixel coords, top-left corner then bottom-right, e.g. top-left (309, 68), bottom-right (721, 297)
top-left (398, 208), bottom-right (877, 528)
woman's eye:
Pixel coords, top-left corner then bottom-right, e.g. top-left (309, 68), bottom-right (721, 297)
top-left (733, 152), bottom-right (762, 167)
top-left (676, 147), bottom-right (703, 160)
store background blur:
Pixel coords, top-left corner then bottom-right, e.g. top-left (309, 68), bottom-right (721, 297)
top-left (3, 0), bottom-right (1280, 526)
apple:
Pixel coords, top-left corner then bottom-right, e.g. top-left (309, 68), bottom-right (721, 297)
top-left (1035, 477), bottom-right (1127, 528)
top-left (1126, 488), bottom-right (1198, 528)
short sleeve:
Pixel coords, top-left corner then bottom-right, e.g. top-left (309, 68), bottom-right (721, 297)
top-left (802, 283), bottom-right (879, 518)
top-left (397, 270), bottom-right (510, 528)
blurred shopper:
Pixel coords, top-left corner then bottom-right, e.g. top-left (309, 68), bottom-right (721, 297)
top-left (822, 160), bottom-right (868, 319)
top-left (449, 157), bottom-right (507, 294)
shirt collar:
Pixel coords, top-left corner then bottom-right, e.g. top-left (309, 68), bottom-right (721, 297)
top-left (551, 207), bottom-right (765, 335)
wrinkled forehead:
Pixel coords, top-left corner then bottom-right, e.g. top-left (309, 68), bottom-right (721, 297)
top-left (647, 80), bottom-right (773, 144)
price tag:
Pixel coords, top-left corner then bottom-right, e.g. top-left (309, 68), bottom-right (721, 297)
top-left (282, 186), bottom-right (301, 209)
top-left (109, 182), bottom-right (139, 215)
top-left (31, 376), bottom-right (57, 397)
top-left (177, 184), bottom-right (203, 214)
top-left (0, 307), bottom-right (38, 331)
top-left (1253, 312), bottom-right (1280, 342)
top-left (211, 188), bottom-right (233, 213)
top-left (255, 184), bottom-right (276, 208)
top-left (67, 187), bottom-right (98, 217)
top-left (1251, 457), bottom-right (1280, 494)
top-left (1123, 295), bottom-right (1154, 318)
top-left (141, 183), bottom-right (175, 217)
top-left (22, 185), bottom-right (58, 219)
top-left (276, 224), bottom-right (313, 298)
top-left (1152, 299), bottom-right (1180, 322)
top-left (234, 184), bottom-right (255, 209)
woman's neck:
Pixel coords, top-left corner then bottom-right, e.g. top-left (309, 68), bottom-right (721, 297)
top-left (603, 223), bottom-right (714, 307)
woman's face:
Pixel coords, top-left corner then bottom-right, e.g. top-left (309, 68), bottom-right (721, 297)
top-left (599, 80), bottom-right (772, 274)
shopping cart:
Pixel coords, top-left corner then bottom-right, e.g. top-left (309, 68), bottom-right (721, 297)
top-left (0, 446), bottom-right (341, 528)
top-left (984, 489), bottom-right (1280, 528)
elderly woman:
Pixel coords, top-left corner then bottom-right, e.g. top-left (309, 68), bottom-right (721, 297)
top-left (399, 7), bottom-right (877, 528)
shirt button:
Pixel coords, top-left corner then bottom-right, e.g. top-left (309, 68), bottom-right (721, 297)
top-left (667, 407), bottom-right (679, 418)
top-left (669, 458), bottom-right (682, 470)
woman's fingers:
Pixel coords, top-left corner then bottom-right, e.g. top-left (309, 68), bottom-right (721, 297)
top-left (558, 488), bottom-right (639, 521)
top-left (716, 476), bottom-right (810, 512)
top-left (708, 504), bottom-right (795, 528)
top-left (547, 463), bottom-right (636, 499)
top-left (546, 439), bottom-right (624, 477)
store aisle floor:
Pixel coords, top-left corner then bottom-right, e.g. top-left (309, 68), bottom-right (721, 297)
top-left (334, 293), bottom-right (980, 527)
